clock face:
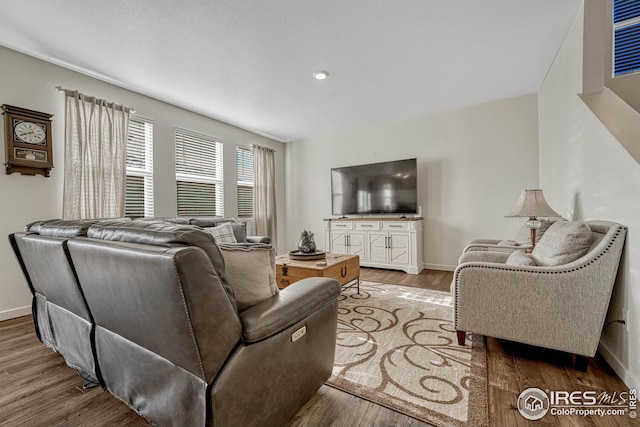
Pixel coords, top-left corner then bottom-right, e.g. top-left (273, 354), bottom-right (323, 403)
top-left (14, 120), bottom-right (46, 145)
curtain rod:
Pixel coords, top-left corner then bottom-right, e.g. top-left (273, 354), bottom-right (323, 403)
top-left (251, 143), bottom-right (276, 153)
top-left (55, 86), bottom-right (135, 113)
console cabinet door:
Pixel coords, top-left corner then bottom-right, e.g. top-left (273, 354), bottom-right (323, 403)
top-left (329, 231), bottom-right (365, 257)
top-left (368, 232), bottom-right (388, 263)
top-left (347, 232), bottom-right (365, 257)
top-left (330, 231), bottom-right (348, 254)
top-left (388, 233), bottom-right (410, 265)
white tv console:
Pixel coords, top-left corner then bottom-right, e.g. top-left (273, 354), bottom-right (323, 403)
top-left (323, 217), bottom-right (424, 275)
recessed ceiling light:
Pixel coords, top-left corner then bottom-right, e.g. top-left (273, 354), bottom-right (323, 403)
top-left (313, 71), bottom-right (329, 80)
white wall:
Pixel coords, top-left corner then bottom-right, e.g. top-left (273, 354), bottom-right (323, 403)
top-left (0, 45), bottom-right (285, 320)
top-left (539, 5), bottom-right (640, 389)
top-left (285, 94), bottom-right (540, 269)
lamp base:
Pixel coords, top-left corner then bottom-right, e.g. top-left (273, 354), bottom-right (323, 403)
top-left (526, 217), bottom-right (540, 253)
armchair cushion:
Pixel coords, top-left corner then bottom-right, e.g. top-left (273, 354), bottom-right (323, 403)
top-left (532, 221), bottom-right (592, 266)
top-left (498, 239), bottom-right (518, 246)
top-left (231, 222), bottom-right (247, 242)
top-left (204, 220), bottom-right (248, 243)
top-left (506, 250), bottom-right (536, 266)
top-left (219, 244), bottom-right (279, 311)
top-left (205, 223), bottom-right (238, 244)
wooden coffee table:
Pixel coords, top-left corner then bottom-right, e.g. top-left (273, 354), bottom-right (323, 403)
top-left (275, 252), bottom-right (360, 293)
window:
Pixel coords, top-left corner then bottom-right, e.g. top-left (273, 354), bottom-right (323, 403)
top-left (125, 116), bottom-right (154, 218)
top-left (237, 146), bottom-right (254, 218)
top-left (613, 0), bottom-right (640, 77)
top-left (175, 128), bottom-right (224, 216)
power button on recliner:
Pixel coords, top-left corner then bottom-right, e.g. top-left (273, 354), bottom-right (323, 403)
top-left (291, 326), bottom-right (307, 342)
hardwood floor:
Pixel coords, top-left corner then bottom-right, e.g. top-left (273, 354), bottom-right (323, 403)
top-left (0, 268), bottom-right (634, 427)
top-left (0, 316), bottom-right (144, 427)
top-left (361, 267), bottom-right (454, 293)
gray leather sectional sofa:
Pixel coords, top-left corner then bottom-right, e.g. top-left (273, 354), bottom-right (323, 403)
top-left (10, 219), bottom-right (341, 426)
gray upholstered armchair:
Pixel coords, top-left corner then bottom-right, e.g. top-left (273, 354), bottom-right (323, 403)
top-left (452, 220), bottom-right (626, 371)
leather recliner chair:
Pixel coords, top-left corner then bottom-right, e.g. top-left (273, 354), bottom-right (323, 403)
top-left (10, 219), bottom-right (103, 387)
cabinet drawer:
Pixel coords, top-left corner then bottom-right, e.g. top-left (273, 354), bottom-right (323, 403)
top-left (355, 221), bottom-right (380, 230)
top-left (330, 221), bottom-right (353, 230)
top-left (382, 222), bottom-right (410, 231)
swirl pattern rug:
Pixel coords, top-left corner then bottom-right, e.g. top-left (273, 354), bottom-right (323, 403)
top-left (326, 282), bottom-right (487, 427)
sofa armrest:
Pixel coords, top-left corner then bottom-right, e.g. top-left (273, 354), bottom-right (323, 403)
top-left (247, 235), bottom-right (271, 244)
top-left (463, 243), bottom-right (527, 254)
top-left (468, 239), bottom-right (502, 245)
top-left (239, 277), bottom-right (341, 342)
top-left (458, 251), bottom-right (511, 264)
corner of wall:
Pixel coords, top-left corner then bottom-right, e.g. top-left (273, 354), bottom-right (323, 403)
top-left (580, 89), bottom-right (640, 166)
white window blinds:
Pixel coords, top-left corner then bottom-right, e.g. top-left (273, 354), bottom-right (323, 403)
top-left (237, 146), bottom-right (254, 218)
top-left (125, 116), bottom-right (154, 218)
top-left (175, 127), bottom-right (224, 216)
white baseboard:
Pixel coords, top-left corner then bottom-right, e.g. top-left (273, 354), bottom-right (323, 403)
top-left (423, 263), bottom-right (456, 272)
top-left (0, 305), bottom-right (31, 321)
top-left (598, 341), bottom-right (640, 391)
top-left (360, 261), bottom-right (420, 274)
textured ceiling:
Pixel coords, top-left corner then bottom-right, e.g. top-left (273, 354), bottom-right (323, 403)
top-left (0, 0), bottom-right (581, 142)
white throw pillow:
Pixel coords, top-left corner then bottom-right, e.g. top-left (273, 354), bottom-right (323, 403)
top-left (506, 250), bottom-right (536, 266)
top-left (205, 223), bottom-right (237, 244)
top-left (219, 245), bottom-right (279, 311)
top-left (532, 221), bottom-right (592, 266)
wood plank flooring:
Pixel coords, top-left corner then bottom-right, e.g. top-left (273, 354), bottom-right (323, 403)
top-left (0, 268), bottom-right (634, 427)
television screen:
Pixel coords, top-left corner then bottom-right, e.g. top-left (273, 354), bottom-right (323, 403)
top-left (331, 158), bottom-right (417, 215)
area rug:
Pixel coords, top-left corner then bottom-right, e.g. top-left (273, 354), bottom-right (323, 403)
top-left (326, 281), bottom-right (487, 427)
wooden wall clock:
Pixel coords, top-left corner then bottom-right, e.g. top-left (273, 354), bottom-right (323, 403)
top-left (2, 104), bottom-right (54, 177)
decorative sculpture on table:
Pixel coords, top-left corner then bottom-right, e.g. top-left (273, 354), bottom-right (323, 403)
top-left (298, 230), bottom-right (317, 254)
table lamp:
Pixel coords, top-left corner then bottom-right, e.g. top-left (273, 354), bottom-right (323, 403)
top-left (506, 189), bottom-right (561, 253)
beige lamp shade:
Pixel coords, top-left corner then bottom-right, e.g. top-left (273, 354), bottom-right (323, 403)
top-left (506, 189), bottom-right (561, 218)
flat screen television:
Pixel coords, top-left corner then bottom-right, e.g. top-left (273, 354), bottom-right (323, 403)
top-left (331, 158), bottom-right (417, 216)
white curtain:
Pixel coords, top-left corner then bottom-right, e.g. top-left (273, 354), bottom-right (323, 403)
top-left (253, 144), bottom-right (277, 244)
top-left (62, 90), bottom-right (130, 219)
